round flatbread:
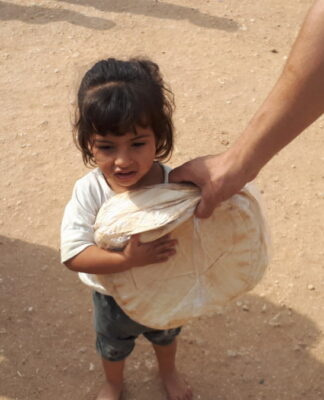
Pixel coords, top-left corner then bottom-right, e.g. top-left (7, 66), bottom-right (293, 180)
top-left (94, 183), bottom-right (270, 329)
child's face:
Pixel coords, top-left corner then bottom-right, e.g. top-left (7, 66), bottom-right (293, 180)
top-left (91, 126), bottom-right (159, 192)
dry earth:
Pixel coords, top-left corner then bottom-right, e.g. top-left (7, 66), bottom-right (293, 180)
top-left (0, 1), bottom-right (323, 399)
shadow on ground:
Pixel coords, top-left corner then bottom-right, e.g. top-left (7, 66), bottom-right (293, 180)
top-left (0, 0), bottom-right (238, 32)
top-left (0, 235), bottom-right (323, 400)
top-left (0, 1), bottom-right (115, 30)
top-left (57, 0), bottom-right (238, 31)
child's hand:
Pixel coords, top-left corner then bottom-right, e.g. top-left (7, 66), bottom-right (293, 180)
top-left (123, 234), bottom-right (177, 268)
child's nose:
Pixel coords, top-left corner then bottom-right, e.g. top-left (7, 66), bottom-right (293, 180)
top-left (115, 151), bottom-right (132, 167)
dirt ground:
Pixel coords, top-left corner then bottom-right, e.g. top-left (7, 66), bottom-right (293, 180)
top-left (1, 1), bottom-right (323, 399)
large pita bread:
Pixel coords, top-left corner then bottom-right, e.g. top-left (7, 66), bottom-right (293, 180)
top-left (94, 183), bottom-right (270, 329)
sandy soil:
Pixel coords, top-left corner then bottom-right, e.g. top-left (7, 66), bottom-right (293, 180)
top-left (1, 1), bottom-right (323, 399)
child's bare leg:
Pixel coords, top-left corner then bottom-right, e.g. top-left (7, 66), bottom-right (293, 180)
top-left (96, 358), bottom-right (125, 400)
top-left (152, 339), bottom-right (192, 400)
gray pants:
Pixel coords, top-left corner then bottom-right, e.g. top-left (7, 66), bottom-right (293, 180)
top-left (93, 292), bottom-right (182, 361)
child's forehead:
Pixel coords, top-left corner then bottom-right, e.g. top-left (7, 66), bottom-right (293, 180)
top-left (94, 132), bottom-right (136, 142)
top-left (93, 126), bottom-right (154, 142)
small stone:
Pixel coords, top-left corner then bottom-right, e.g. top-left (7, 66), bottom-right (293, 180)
top-left (259, 378), bottom-right (265, 384)
top-left (227, 350), bottom-right (238, 357)
top-left (242, 304), bottom-right (250, 312)
top-left (261, 305), bottom-right (267, 313)
top-left (89, 363), bottom-right (95, 371)
top-left (307, 284), bottom-right (315, 291)
top-left (268, 313), bottom-right (281, 327)
top-left (28, 306), bottom-right (33, 312)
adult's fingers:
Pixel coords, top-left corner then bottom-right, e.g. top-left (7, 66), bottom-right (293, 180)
top-left (169, 161), bottom-right (202, 186)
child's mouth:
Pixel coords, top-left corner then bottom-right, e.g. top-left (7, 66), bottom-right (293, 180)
top-left (114, 171), bottom-right (137, 181)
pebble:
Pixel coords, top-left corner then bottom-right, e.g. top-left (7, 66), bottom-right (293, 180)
top-left (39, 120), bottom-right (49, 127)
top-left (261, 304), bottom-right (267, 313)
top-left (89, 363), bottom-right (95, 371)
top-left (268, 313), bottom-right (281, 327)
top-left (307, 284), bottom-right (315, 291)
top-left (227, 350), bottom-right (238, 358)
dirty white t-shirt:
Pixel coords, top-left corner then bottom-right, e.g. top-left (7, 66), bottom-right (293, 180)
top-left (60, 165), bottom-right (171, 295)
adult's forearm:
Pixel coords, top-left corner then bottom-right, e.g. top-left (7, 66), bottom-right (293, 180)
top-left (231, 0), bottom-right (324, 181)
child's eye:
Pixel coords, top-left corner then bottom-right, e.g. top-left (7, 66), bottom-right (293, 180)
top-left (98, 146), bottom-right (113, 151)
top-left (132, 142), bottom-right (145, 147)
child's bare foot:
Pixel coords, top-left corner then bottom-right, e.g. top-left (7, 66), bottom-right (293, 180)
top-left (96, 381), bottom-right (122, 400)
top-left (161, 369), bottom-right (192, 400)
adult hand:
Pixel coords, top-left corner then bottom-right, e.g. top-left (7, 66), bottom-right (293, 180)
top-left (171, 1), bottom-right (324, 219)
top-left (169, 151), bottom-right (253, 219)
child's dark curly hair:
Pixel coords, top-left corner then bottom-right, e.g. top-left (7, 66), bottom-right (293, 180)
top-left (74, 57), bottom-right (175, 166)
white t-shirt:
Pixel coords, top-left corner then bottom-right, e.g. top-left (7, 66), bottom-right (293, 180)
top-left (60, 165), bottom-right (171, 295)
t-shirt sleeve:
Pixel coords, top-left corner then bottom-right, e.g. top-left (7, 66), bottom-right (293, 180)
top-left (60, 178), bottom-right (101, 263)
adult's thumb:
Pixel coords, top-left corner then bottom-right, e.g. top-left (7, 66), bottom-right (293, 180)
top-left (168, 166), bottom-right (186, 184)
top-left (194, 197), bottom-right (214, 219)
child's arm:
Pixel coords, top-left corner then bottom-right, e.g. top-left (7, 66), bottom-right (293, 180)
top-left (65, 234), bottom-right (177, 274)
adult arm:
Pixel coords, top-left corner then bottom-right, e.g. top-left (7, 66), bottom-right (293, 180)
top-left (169, 0), bottom-right (324, 218)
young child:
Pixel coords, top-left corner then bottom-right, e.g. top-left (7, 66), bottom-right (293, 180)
top-left (60, 58), bottom-right (193, 400)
